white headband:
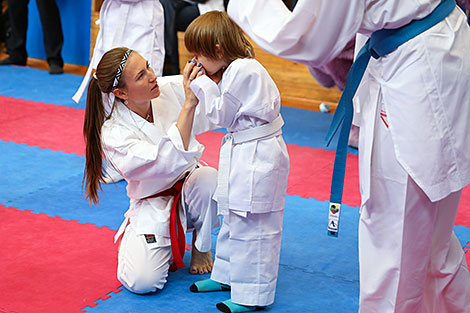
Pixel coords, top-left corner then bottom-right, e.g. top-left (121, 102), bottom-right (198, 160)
top-left (112, 49), bottom-right (133, 89)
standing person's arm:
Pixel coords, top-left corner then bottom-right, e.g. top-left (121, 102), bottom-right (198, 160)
top-left (227, 0), bottom-right (363, 67)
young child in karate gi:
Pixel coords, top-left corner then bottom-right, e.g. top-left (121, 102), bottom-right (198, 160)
top-left (83, 47), bottom-right (220, 294)
top-left (228, 0), bottom-right (470, 312)
top-left (184, 11), bottom-right (290, 313)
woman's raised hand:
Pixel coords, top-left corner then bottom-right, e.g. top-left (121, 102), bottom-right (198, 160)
top-left (183, 58), bottom-right (206, 108)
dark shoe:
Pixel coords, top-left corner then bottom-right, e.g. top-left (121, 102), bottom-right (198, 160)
top-left (0, 56), bottom-right (26, 66)
top-left (49, 63), bottom-right (63, 74)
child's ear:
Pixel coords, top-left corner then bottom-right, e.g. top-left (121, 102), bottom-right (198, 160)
top-left (215, 44), bottom-right (224, 59)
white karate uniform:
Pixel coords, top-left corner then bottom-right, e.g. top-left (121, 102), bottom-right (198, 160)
top-left (228, 1), bottom-right (470, 312)
top-left (102, 76), bottom-right (219, 293)
top-left (195, 0), bottom-right (225, 15)
top-left (92, 0), bottom-right (165, 74)
top-left (190, 58), bottom-right (290, 306)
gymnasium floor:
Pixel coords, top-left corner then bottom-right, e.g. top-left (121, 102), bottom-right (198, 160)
top-left (1, 65), bottom-right (469, 313)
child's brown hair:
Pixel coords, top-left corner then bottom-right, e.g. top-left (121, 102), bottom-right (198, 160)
top-left (184, 11), bottom-right (254, 62)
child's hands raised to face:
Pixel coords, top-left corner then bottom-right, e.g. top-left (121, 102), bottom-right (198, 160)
top-left (183, 58), bottom-right (206, 108)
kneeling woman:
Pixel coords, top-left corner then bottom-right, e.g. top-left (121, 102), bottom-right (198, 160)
top-left (83, 47), bottom-right (219, 293)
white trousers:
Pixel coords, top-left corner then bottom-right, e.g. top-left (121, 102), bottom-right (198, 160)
top-left (358, 109), bottom-right (470, 313)
top-left (211, 210), bottom-right (284, 306)
top-left (117, 167), bottom-right (219, 294)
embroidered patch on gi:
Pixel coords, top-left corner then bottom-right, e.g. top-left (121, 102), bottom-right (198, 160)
top-left (144, 234), bottom-right (157, 244)
top-left (380, 109), bottom-right (389, 128)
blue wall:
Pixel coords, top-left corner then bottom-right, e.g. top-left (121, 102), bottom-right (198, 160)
top-left (26, 0), bottom-right (92, 66)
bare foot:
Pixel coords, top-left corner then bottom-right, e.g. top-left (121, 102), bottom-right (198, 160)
top-left (189, 231), bottom-right (213, 274)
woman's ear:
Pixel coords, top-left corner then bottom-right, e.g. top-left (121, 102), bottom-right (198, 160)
top-left (113, 88), bottom-right (127, 102)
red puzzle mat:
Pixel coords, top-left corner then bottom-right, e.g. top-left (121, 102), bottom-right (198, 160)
top-left (0, 205), bottom-right (121, 313)
top-left (0, 94), bottom-right (468, 225)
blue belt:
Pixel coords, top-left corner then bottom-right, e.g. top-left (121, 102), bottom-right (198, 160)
top-left (326, 0), bottom-right (456, 237)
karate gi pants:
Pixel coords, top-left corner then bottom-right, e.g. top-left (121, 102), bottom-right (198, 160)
top-left (117, 167), bottom-right (219, 293)
top-left (358, 108), bottom-right (470, 313)
top-left (211, 209), bottom-right (284, 306)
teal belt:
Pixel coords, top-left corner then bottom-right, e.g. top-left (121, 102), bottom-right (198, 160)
top-left (326, 0), bottom-right (456, 237)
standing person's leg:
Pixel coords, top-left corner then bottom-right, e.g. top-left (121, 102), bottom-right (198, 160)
top-left (0, 0), bottom-right (4, 45)
top-left (174, 2), bottom-right (199, 31)
top-left (0, 0), bottom-right (28, 65)
top-left (210, 212), bottom-right (231, 284)
top-left (358, 104), bottom-right (470, 313)
top-left (160, 0), bottom-right (179, 75)
top-left (183, 166), bottom-right (220, 273)
top-left (35, 0), bottom-right (63, 73)
top-left (189, 211), bottom-right (231, 293)
top-left (161, 0), bottom-right (199, 75)
top-left (223, 210), bottom-right (284, 308)
top-left (421, 192), bottom-right (470, 313)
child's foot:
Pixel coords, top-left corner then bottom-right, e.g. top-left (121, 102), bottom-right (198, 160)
top-left (189, 234), bottom-right (213, 274)
top-left (216, 300), bottom-right (265, 313)
top-left (189, 278), bottom-right (231, 292)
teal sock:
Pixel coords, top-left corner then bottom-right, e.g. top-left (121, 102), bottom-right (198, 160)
top-left (216, 299), bottom-right (266, 313)
top-left (189, 279), bottom-right (231, 293)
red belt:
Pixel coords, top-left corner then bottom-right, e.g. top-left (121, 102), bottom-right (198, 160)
top-left (143, 174), bottom-right (188, 272)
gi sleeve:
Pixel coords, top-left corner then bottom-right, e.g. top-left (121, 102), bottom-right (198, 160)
top-left (228, 0), bottom-right (364, 67)
top-left (190, 74), bottom-right (241, 129)
top-left (102, 123), bottom-right (203, 183)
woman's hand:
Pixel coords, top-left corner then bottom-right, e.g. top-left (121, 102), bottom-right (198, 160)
top-left (177, 58), bottom-right (205, 150)
top-left (183, 58), bottom-right (205, 109)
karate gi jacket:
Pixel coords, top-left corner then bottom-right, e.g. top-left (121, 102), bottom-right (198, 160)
top-left (103, 76), bottom-right (210, 245)
top-left (228, 0), bottom-right (470, 203)
top-left (73, 0), bottom-right (165, 104)
top-left (92, 0), bottom-right (165, 75)
top-left (190, 58), bottom-right (290, 213)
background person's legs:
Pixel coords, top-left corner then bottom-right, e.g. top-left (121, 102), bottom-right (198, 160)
top-left (35, 0), bottom-right (63, 73)
top-left (1, 0), bottom-right (29, 65)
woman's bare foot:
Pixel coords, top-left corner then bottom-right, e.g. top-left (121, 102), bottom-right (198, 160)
top-left (189, 230), bottom-right (213, 274)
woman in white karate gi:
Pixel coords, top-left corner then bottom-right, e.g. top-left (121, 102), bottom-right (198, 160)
top-left (74, 0), bottom-right (166, 183)
top-left (228, 1), bottom-right (470, 312)
top-left (83, 47), bottom-right (220, 294)
top-left (183, 11), bottom-right (290, 313)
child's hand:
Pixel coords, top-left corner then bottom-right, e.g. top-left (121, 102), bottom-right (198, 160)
top-left (183, 58), bottom-right (206, 108)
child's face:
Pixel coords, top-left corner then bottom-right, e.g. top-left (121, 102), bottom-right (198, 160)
top-left (195, 54), bottom-right (228, 76)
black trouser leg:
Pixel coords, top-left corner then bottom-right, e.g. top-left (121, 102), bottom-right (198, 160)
top-left (160, 0), bottom-right (180, 75)
top-left (7, 0), bottom-right (29, 62)
top-left (35, 0), bottom-right (63, 67)
top-left (0, 1), bottom-right (4, 43)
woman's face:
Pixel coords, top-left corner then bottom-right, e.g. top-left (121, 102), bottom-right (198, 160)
top-left (120, 52), bottom-right (160, 103)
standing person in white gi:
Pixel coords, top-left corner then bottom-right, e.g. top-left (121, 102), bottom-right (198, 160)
top-left (83, 47), bottom-right (220, 293)
top-left (228, 1), bottom-right (470, 312)
top-left (74, 0), bottom-right (165, 105)
top-left (183, 11), bottom-right (290, 313)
